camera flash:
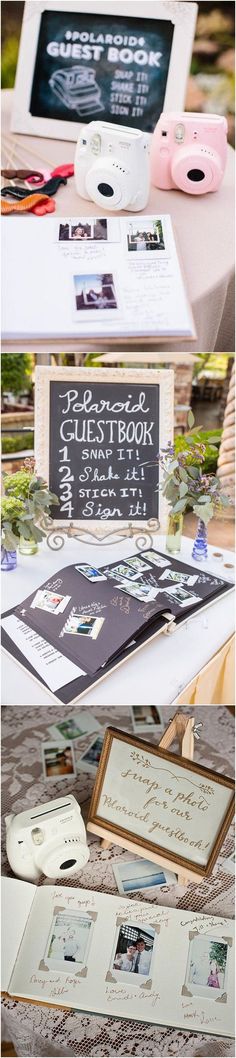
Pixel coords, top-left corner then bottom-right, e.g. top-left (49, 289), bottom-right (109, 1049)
top-left (31, 826), bottom-right (44, 845)
top-left (175, 124), bottom-right (185, 142)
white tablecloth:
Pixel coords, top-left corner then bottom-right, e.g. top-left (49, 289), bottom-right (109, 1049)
top-left (1, 534), bottom-right (235, 707)
top-left (2, 89), bottom-right (235, 352)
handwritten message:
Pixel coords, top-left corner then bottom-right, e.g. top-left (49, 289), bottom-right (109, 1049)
top-left (97, 740), bottom-right (232, 867)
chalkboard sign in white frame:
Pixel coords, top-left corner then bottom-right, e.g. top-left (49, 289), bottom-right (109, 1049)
top-left (35, 365), bottom-right (173, 530)
top-left (11, 1), bottom-right (198, 141)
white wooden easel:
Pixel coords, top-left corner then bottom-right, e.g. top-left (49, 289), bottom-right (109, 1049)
top-left (101, 712), bottom-right (195, 886)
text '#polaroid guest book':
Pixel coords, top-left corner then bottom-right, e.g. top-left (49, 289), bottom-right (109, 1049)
top-left (2, 214), bottom-right (195, 342)
top-left (1, 878), bottom-right (234, 1036)
top-left (1, 548), bottom-right (234, 705)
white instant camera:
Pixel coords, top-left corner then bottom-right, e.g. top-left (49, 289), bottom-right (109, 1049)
top-left (5, 794), bottom-right (90, 881)
top-left (74, 120), bottom-right (150, 211)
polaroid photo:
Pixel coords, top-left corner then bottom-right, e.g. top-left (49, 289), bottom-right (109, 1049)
top-left (59, 218), bottom-right (107, 242)
top-left (125, 556), bottom-right (152, 573)
top-left (44, 911), bottom-right (93, 973)
top-left (161, 585), bottom-right (200, 608)
top-left (75, 563), bottom-right (107, 582)
top-left (113, 857), bottom-right (176, 895)
top-left (159, 569), bottom-right (198, 587)
top-left (42, 741), bottom-right (76, 781)
top-left (48, 712), bottom-right (101, 742)
top-left (31, 590), bottom-right (71, 615)
top-left (184, 934), bottom-right (229, 1000)
top-left (127, 218), bottom-right (165, 253)
top-left (118, 582), bottom-right (159, 603)
top-left (141, 551), bottom-right (171, 569)
top-left (74, 273), bottom-right (118, 313)
top-left (107, 564), bottom-right (141, 582)
top-left (63, 614), bottom-right (104, 639)
top-left (77, 734), bottom-right (104, 775)
top-left (131, 705), bottom-right (164, 734)
top-left (220, 850), bottom-right (235, 876)
top-left (109, 920), bottom-right (156, 986)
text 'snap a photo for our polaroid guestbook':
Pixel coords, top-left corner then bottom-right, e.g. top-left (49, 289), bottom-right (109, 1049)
top-left (1, 547), bottom-right (234, 705)
top-left (2, 878), bottom-right (234, 1037)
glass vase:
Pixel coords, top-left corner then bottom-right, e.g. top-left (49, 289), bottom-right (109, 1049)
top-left (1, 547), bottom-right (17, 571)
top-left (166, 512), bottom-right (183, 554)
top-left (18, 536), bottom-right (39, 556)
top-left (192, 519), bottom-right (208, 562)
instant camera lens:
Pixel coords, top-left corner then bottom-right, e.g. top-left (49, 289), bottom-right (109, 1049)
top-left (187, 168), bottom-right (205, 182)
top-left (60, 858), bottom-right (77, 870)
top-left (97, 182), bottom-right (114, 197)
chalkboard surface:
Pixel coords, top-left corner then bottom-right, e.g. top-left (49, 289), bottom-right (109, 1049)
top-left (30, 10), bottom-right (174, 131)
top-left (49, 379), bottom-right (160, 522)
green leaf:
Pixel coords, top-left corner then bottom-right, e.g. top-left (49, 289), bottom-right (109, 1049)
top-left (187, 409), bottom-right (195, 429)
top-left (179, 481), bottom-right (189, 498)
top-left (172, 498), bottom-right (187, 514)
top-left (179, 467), bottom-right (188, 483)
top-left (187, 466), bottom-right (200, 479)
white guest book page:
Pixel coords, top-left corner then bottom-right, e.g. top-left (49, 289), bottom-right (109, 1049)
top-left (2, 214), bottom-right (195, 340)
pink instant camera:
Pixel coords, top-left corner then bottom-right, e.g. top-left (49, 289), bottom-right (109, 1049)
top-left (150, 112), bottom-right (228, 195)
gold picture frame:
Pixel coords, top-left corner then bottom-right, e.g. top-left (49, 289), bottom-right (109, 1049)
top-left (87, 726), bottom-right (235, 883)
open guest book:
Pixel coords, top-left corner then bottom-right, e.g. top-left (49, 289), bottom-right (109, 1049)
top-left (2, 877), bottom-right (234, 1036)
top-left (1, 547), bottom-right (234, 705)
top-left (2, 213), bottom-right (195, 342)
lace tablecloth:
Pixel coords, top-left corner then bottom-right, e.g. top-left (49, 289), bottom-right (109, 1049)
top-left (1, 705), bottom-right (235, 1058)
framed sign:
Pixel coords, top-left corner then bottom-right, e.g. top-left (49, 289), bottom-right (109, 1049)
top-left (87, 727), bottom-right (235, 882)
top-left (35, 366), bottom-right (173, 529)
top-left (11, 1), bottom-right (198, 141)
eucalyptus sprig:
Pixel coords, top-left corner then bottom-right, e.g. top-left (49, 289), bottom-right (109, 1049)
top-left (1, 462), bottom-right (59, 551)
top-left (145, 412), bottom-right (231, 525)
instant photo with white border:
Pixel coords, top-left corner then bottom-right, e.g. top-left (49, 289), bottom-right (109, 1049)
top-left (118, 582), bottom-right (159, 602)
top-left (61, 613), bottom-right (104, 639)
top-left (31, 589), bottom-right (71, 615)
top-left (184, 933), bottom-right (230, 1001)
top-left (131, 705), bottom-right (164, 734)
top-left (48, 711), bottom-right (101, 742)
top-left (108, 919), bottom-right (157, 986)
top-left (41, 740), bottom-right (76, 781)
top-left (57, 217), bottom-right (120, 244)
top-left (141, 551), bottom-right (171, 569)
top-left (75, 563), bottom-right (107, 582)
top-left (77, 734), bottom-right (104, 775)
top-left (44, 910), bottom-right (93, 973)
top-left (113, 857), bottom-right (176, 895)
top-left (159, 570), bottom-right (199, 587)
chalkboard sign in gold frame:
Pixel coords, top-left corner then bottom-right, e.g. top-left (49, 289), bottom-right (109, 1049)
top-left (87, 727), bottom-right (235, 883)
top-left (35, 365), bottom-right (174, 530)
top-left (11, 1), bottom-right (197, 141)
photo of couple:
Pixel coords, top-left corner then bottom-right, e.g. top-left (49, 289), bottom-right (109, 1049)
top-left (46, 912), bottom-right (92, 969)
top-left (111, 922), bottom-right (155, 980)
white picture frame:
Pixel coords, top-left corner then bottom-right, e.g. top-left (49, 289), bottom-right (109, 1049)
top-left (34, 365), bottom-right (174, 531)
top-left (11, 1), bottom-right (198, 141)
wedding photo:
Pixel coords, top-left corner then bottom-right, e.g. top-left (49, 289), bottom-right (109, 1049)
top-left (110, 922), bottom-right (156, 982)
top-left (42, 742), bottom-right (76, 780)
top-left (186, 935), bottom-right (229, 999)
top-left (45, 911), bottom-right (92, 969)
top-left (74, 273), bottom-right (118, 311)
top-left (59, 219), bottom-right (107, 241)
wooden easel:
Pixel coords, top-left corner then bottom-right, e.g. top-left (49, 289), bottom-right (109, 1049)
top-left (101, 712), bottom-right (195, 886)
